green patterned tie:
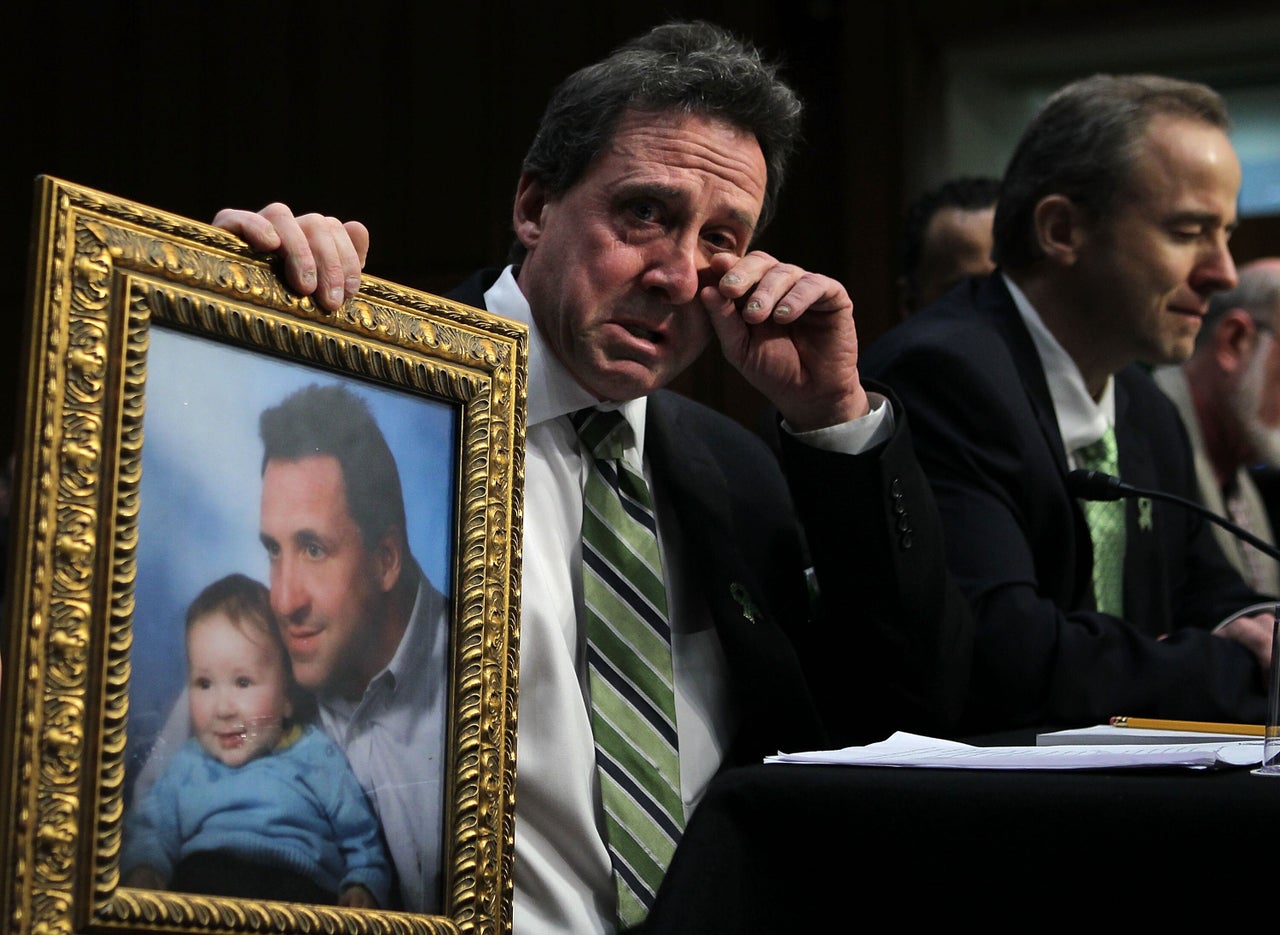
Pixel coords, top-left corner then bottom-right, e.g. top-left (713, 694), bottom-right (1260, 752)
top-left (1075, 426), bottom-right (1126, 616)
top-left (571, 408), bottom-right (683, 928)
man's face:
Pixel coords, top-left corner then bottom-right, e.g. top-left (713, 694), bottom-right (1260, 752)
top-left (187, 612), bottom-right (291, 768)
top-left (259, 455), bottom-right (388, 698)
top-left (515, 108), bottom-right (768, 402)
top-left (915, 205), bottom-right (996, 310)
top-left (1072, 113), bottom-right (1241, 370)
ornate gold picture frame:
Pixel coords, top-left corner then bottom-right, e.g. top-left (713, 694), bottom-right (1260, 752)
top-left (0, 177), bottom-right (525, 934)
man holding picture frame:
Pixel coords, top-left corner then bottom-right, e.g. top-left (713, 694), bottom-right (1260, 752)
top-left (216, 20), bottom-right (973, 934)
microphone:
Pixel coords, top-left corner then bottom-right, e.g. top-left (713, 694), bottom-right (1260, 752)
top-left (1066, 468), bottom-right (1280, 563)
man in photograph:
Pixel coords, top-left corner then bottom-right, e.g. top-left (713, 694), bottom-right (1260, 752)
top-left (256, 382), bottom-right (450, 914)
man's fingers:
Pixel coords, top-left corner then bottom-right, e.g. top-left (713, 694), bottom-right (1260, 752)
top-left (712, 251), bottom-right (848, 324)
top-left (210, 207), bottom-right (284, 253)
top-left (1216, 612), bottom-right (1274, 673)
top-left (236, 202), bottom-right (317, 297)
top-left (713, 250), bottom-right (777, 297)
top-left (295, 213), bottom-right (361, 309)
top-left (343, 220), bottom-right (371, 292)
top-left (210, 204), bottom-right (370, 309)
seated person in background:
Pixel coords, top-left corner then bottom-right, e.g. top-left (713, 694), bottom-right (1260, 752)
top-left (122, 574), bottom-right (391, 908)
top-left (897, 175), bottom-right (1000, 317)
top-left (865, 73), bottom-right (1275, 732)
top-left (1154, 258), bottom-right (1280, 594)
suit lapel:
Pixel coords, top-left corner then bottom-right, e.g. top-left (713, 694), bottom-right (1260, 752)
top-left (1112, 371), bottom-right (1158, 624)
top-left (645, 394), bottom-right (755, 630)
top-left (980, 280), bottom-right (1072, 479)
top-left (980, 278), bottom-right (1096, 606)
top-left (644, 393), bottom-right (825, 757)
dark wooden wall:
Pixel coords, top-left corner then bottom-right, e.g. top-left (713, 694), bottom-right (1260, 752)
top-left (6, 0), bottom-right (1280, 461)
top-left (4, 1), bottom-right (888, 451)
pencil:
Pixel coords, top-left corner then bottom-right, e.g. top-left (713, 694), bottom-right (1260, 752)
top-left (1109, 716), bottom-right (1266, 737)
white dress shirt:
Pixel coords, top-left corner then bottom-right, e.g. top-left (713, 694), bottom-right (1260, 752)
top-left (1004, 273), bottom-right (1115, 459)
top-left (315, 570), bottom-right (450, 914)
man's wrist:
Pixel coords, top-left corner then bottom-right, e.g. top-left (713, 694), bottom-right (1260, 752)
top-left (783, 392), bottom-right (894, 454)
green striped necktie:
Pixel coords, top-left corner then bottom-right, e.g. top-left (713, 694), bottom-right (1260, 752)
top-left (572, 407), bottom-right (683, 928)
top-left (1075, 426), bottom-right (1126, 616)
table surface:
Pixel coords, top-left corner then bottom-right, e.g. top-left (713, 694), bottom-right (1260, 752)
top-left (644, 736), bottom-right (1275, 930)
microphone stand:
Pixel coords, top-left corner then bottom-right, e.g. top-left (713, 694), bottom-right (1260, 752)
top-left (1068, 468), bottom-right (1280, 773)
top-left (1066, 468), bottom-right (1280, 562)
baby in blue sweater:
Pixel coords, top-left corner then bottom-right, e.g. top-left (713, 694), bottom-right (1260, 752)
top-left (122, 574), bottom-right (392, 908)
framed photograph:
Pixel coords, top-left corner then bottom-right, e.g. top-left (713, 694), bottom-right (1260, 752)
top-left (0, 177), bottom-right (526, 934)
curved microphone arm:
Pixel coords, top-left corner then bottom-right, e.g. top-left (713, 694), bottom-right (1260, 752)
top-left (1066, 468), bottom-right (1280, 564)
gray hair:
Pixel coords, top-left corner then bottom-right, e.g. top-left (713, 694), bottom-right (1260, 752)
top-left (510, 20), bottom-right (803, 263)
top-left (992, 73), bottom-right (1229, 271)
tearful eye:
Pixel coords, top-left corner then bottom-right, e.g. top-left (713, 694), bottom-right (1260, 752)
top-left (630, 199), bottom-right (662, 223)
top-left (705, 232), bottom-right (738, 253)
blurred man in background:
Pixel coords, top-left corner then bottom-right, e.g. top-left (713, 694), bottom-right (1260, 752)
top-left (897, 175), bottom-right (999, 317)
top-left (1155, 258), bottom-right (1280, 593)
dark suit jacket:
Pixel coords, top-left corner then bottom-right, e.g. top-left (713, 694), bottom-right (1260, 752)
top-left (448, 269), bottom-right (973, 752)
top-left (863, 273), bottom-right (1270, 731)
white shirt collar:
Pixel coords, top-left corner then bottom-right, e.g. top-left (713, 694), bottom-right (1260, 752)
top-left (484, 265), bottom-right (649, 458)
top-left (1002, 272), bottom-right (1114, 453)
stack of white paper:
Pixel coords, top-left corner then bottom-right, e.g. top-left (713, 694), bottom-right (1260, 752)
top-left (764, 731), bottom-right (1263, 770)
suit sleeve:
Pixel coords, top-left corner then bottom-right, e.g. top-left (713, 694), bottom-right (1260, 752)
top-left (780, 383), bottom-right (974, 744)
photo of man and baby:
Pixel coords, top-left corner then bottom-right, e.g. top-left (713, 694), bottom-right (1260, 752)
top-left (121, 326), bottom-right (458, 915)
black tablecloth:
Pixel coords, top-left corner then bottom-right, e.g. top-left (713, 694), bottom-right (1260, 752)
top-left (644, 753), bottom-right (1275, 930)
